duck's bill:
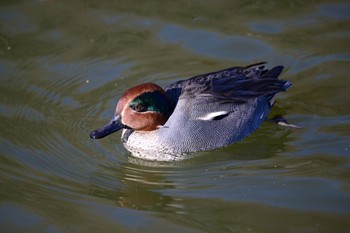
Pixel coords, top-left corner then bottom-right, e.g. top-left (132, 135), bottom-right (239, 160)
top-left (90, 115), bottom-right (125, 139)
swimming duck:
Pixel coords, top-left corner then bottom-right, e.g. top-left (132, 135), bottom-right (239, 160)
top-left (90, 62), bottom-right (291, 161)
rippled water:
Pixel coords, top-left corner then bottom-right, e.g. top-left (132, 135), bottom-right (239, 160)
top-left (1, 1), bottom-right (350, 232)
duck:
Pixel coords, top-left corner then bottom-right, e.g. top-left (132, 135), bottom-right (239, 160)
top-left (90, 62), bottom-right (292, 161)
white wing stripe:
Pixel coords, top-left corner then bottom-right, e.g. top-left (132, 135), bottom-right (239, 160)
top-left (197, 111), bottom-right (229, 121)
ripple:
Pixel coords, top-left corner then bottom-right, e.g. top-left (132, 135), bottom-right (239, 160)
top-left (0, 7), bottom-right (38, 35)
top-left (248, 17), bottom-right (319, 34)
top-left (158, 24), bottom-right (274, 61)
top-left (319, 3), bottom-right (350, 20)
top-left (0, 103), bottom-right (45, 122)
top-left (288, 53), bottom-right (350, 74)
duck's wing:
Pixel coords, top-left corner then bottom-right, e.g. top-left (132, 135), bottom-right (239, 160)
top-left (165, 62), bottom-right (290, 106)
top-left (159, 63), bottom-right (291, 153)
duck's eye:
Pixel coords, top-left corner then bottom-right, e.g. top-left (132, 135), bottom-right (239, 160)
top-left (132, 104), bottom-right (145, 112)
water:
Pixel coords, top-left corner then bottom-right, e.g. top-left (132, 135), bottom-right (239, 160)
top-left (1, 0), bottom-right (350, 232)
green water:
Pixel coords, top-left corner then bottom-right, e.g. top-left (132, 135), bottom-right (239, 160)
top-left (1, 1), bottom-right (349, 232)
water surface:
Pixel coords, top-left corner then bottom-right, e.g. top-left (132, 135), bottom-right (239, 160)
top-left (0, 1), bottom-right (350, 232)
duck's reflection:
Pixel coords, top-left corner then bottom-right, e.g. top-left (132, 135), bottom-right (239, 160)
top-left (88, 126), bottom-right (292, 212)
top-left (89, 157), bottom-right (189, 211)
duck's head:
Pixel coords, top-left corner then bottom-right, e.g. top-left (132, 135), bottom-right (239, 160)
top-left (90, 83), bottom-right (171, 139)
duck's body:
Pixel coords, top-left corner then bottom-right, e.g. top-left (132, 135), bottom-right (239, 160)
top-left (90, 63), bottom-right (291, 161)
